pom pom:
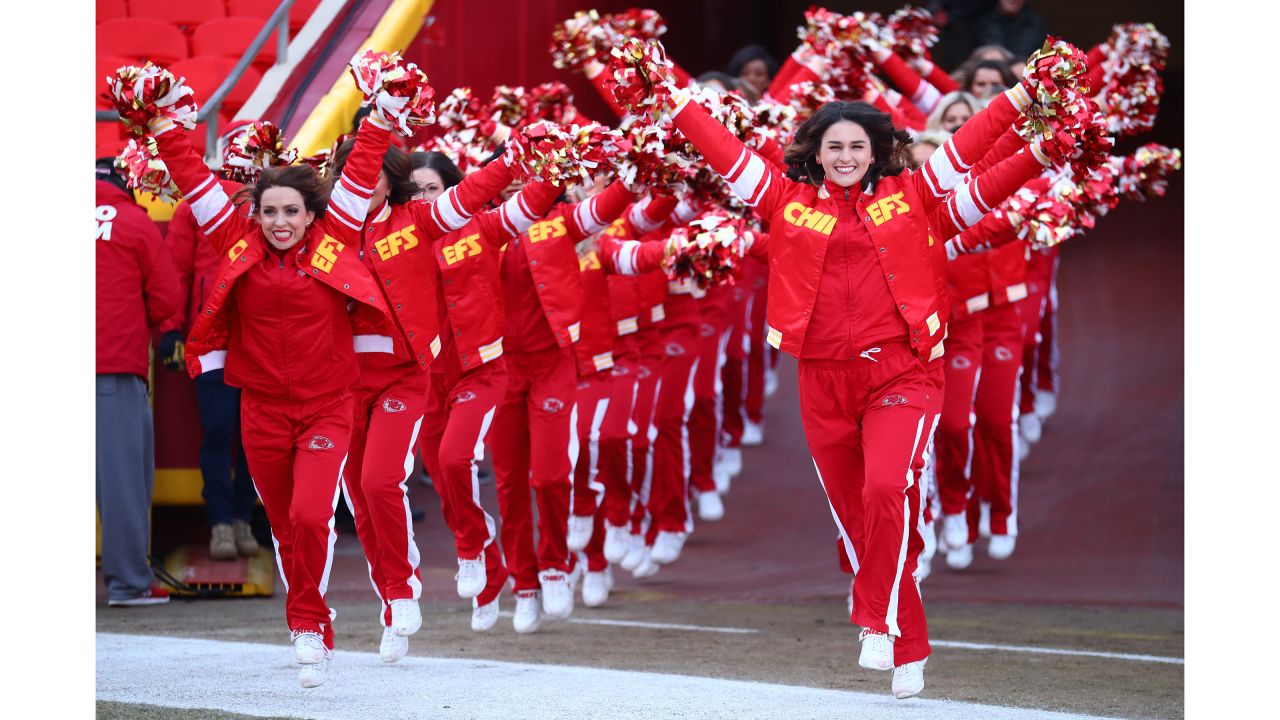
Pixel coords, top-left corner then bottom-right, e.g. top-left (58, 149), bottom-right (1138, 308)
top-left (797, 7), bottom-right (880, 98)
top-left (114, 136), bottom-right (180, 203)
top-left (664, 213), bottom-right (748, 289)
top-left (1112, 143), bottom-right (1182, 201)
top-left (884, 6), bottom-right (939, 60)
top-left (506, 121), bottom-right (617, 189)
top-left (550, 10), bottom-right (613, 71)
top-left (607, 8), bottom-right (668, 41)
top-left (488, 85), bottom-right (527, 129)
top-left (1098, 23), bottom-right (1170, 136)
top-left (104, 62), bottom-right (199, 136)
top-left (1018, 38), bottom-right (1114, 175)
top-left (219, 121), bottom-right (298, 183)
top-left (349, 50), bottom-right (437, 135)
top-left (296, 132), bottom-right (352, 179)
top-left (1003, 184), bottom-right (1077, 249)
top-left (752, 99), bottom-right (799, 146)
top-left (609, 116), bottom-right (696, 191)
top-left (786, 80), bottom-right (837, 124)
top-left (525, 81), bottom-right (576, 125)
top-left (601, 37), bottom-right (675, 113)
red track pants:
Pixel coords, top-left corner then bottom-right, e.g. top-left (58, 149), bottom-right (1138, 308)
top-left (491, 347), bottom-right (578, 591)
top-left (798, 343), bottom-right (930, 665)
top-left (418, 359), bottom-right (509, 606)
top-left (343, 356), bottom-right (426, 627)
top-left (627, 329), bottom-right (664, 539)
top-left (1020, 249), bottom-right (1060, 414)
top-left (744, 264), bottom-right (769, 425)
top-left (935, 303), bottom-right (1025, 539)
top-left (689, 289), bottom-right (732, 495)
top-left (719, 285), bottom-right (750, 449)
top-left (646, 294), bottom-right (701, 537)
top-left (242, 389), bottom-right (352, 649)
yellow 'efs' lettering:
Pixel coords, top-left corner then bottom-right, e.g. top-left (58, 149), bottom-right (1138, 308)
top-left (783, 201), bottom-right (836, 235)
top-left (602, 217), bottom-right (628, 239)
top-left (374, 225), bottom-right (420, 261)
top-left (311, 235), bottom-right (345, 274)
top-left (227, 238), bottom-right (249, 262)
top-left (528, 216), bottom-right (567, 243)
top-left (579, 251), bottom-right (602, 271)
top-left (867, 192), bottom-right (911, 227)
top-left (442, 234), bottom-right (483, 265)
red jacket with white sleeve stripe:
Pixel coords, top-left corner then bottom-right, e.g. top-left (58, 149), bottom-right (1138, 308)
top-left (669, 83), bottom-right (1039, 361)
top-left (150, 116), bottom-right (392, 383)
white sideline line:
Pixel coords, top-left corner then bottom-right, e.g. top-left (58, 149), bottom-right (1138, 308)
top-left (497, 611), bottom-right (759, 634)
top-left (96, 633), bottom-right (1123, 720)
top-left (930, 640), bottom-right (1184, 665)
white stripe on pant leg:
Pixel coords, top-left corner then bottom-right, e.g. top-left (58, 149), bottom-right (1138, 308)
top-left (318, 453), bottom-right (348, 598)
top-left (811, 460), bottom-right (860, 574)
top-left (1007, 368), bottom-right (1022, 537)
top-left (472, 407), bottom-right (499, 550)
top-left (398, 416), bottom-right (425, 599)
top-left (886, 414), bottom-right (927, 637)
top-left (250, 477), bottom-right (289, 594)
top-left (567, 403), bottom-right (580, 519)
top-left (339, 476), bottom-right (386, 619)
top-left (962, 366), bottom-right (983, 483)
top-left (712, 329), bottom-right (731, 454)
top-left (680, 358), bottom-right (700, 533)
top-left (919, 412), bottom-right (942, 511)
top-left (587, 398), bottom-right (610, 507)
top-left (639, 377), bottom-right (662, 507)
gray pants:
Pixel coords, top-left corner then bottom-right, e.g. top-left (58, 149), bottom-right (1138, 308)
top-left (96, 374), bottom-right (157, 601)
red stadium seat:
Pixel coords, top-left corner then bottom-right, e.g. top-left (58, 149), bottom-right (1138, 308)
top-left (97, 0), bottom-right (128, 24)
top-left (96, 55), bottom-right (135, 108)
top-left (171, 56), bottom-right (263, 116)
top-left (226, 0), bottom-right (322, 34)
top-left (191, 16), bottom-right (278, 72)
top-left (96, 18), bottom-right (190, 66)
top-left (129, 0), bottom-right (226, 34)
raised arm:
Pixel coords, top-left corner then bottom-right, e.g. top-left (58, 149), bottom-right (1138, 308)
top-left (929, 143), bottom-right (1052, 239)
top-left (668, 92), bottom-right (788, 217)
top-left (870, 45), bottom-right (943, 115)
top-left (150, 123), bottom-right (251, 253)
top-left (407, 154), bottom-right (516, 241)
top-left (910, 55), bottom-right (959, 95)
top-left (943, 209), bottom-right (1023, 259)
top-left (319, 116), bottom-right (394, 242)
top-left (562, 180), bottom-right (636, 241)
top-left (597, 234), bottom-right (667, 275)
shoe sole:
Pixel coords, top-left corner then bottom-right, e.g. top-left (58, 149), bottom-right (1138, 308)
top-left (858, 658), bottom-right (894, 672)
top-left (392, 619), bottom-right (422, 636)
top-left (893, 686), bottom-right (924, 699)
top-left (108, 598), bottom-right (170, 607)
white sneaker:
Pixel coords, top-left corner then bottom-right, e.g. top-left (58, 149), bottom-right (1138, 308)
top-left (921, 520), bottom-right (937, 562)
top-left (765, 368), bottom-right (779, 398)
top-left (471, 597), bottom-right (499, 632)
top-left (604, 565), bottom-right (614, 590)
top-left (298, 653), bottom-right (332, 688)
top-left (915, 555), bottom-right (932, 582)
top-left (513, 590), bottom-right (542, 634)
top-left (945, 544), bottom-right (973, 570)
top-left (892, 660), bottom-right (926, 699)
top-left (719, 447), bottom-right (743, 477)
top-left (539, 569), bottom-right (574, 619)
top-left (1018, 438), bottom-right (1031, 462)
top-left (632, 548), bottom-right (660, 578)
top-left (603, 523), bottom-right (631, 563)
top-left (389, 599), bottom-right (421, 636)
top-left (1019, 413), bottom-right (1042, 444)
top-left (619, 533), bottom-right (646, 571)
top-left (713, 463), bottom-right (732, 495)
top-left (846, 586), bottom-right (854, 618)
top-left (380, 627), bottom-right (408, 663)
top-left (567, 514), bottom-right (594, 552)
top-left (741, 419), bottom-right (764, 446)
top-left (988, 534), bottom-right (1017, 560)
top-left (583, 570), bottom-right (609, 607)
top-left (858, 628), bottom-right (895, 671)
top-left (1034, 389), bottom-right (1057, 421)
top-left (941, 514), bottom-right (968, 550)
top-left (293, 632), bottom-right (327, 665)
top-left (978, 504), bottom-right (992, 538)
top-left (696, 491), bottom-right (724, 522)
top-left (650, 531), bottom-right (687, 564)
top-left (455, 554), bottom-right (486, 598)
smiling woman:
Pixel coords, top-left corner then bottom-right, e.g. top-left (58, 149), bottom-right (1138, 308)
top-left (231, 166), bottom-right (328, 251)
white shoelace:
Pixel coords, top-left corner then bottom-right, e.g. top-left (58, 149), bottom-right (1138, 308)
top-left (859, 347), bottom-right (882, 362)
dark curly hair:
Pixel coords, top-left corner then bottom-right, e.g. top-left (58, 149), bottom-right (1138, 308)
top-left (330, 139), bottom-right (420, 206)
top-left (232, 164), bottom-right (329, 216)
top-left (783, 101), bottom-right (913, 187)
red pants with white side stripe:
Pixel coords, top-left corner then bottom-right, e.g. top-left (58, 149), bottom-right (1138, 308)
top-left (936, 303), bottom-right (1025, 538)
top-left (343, 355), bottom-right (426, 627)
top-left (744, 264), bottom-right (769, 425)
top-left (241, 389), bottom-right (353, 650)
top-left (418, 359), bottom-right (509, 606)
top-left (689, 289), bottom-right (732, 494)
top-left (628, 329), bottom-right (663, 539)
top-left (491, 347), bottom-right (578, 591)
top-left (1020, 249), bottom-right (1060, 414)
top-left (646, 294), bottom-right (701, 537)
top-left (798, 344), bottom-right (930, 666)
top-left (719, 284), bottom-right (750, 449)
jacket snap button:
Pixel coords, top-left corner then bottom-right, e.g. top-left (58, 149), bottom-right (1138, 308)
top-left (879, 247), bottom-right (886, 253)
top-left (888, 274), bottom-right (895, 280)
top-left (385, 280), bottom-right (391, 286)
top-left (312, 269), bottom-right (318, 274)
top-left (899, 304), bottom-right (907, 310)
top-left (531, 260), bottom-right (538, 266)
top-left (219, 283), bottom-right (226, 288)
top-left (538, 283), bottom-right (545, 289)
top-left (409, 332), bottom-right (414, 337)
top-left (396, 304), bottom-right (402, 309)
top-left (865, 216), bottom-right (871, 222)
top-left (344, 283), bottom-right (350, 289)
top-left (368, 296), bottom-right (375, 301)
top-left (205, 309), bottom-right (212, 315)
top-left (450, 302), bottom-right (456, 307)
top-left (455, 329), bottom-right (461, 336)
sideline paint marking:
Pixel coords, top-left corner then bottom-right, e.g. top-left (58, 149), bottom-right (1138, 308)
top-left (497, 612), bottom-right (759, 634)
top-left (930, 640), bottom-right (1184, 665)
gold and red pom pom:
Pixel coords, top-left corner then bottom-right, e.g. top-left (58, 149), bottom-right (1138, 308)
top-left (220, 121), bottom-right (298, 183)
top-left (114, 136), bottom-right (180, 203)
top-left (104, 62), bottom-right (199, 136)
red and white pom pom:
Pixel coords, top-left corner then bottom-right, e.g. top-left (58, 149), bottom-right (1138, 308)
top-left (607, 116), bottom-right (683, 190)
top-left (104, 62), bottom-right (199, 136)
top-left (752, 99), bottom-right (799, 146)
top-left (566, 122), bottom-right (624, 184)
top-left (507, 121), bottom-right (610, 189)
top-left (884, 6), bottom-right (939, 60)
top-left (601, 37), bottom-right (675, 113)
top-left (1018, 37), bottom-right (1090, 135)
top-left (349, 50), bottom-right (437, 134)
top-left (525, 81), bottom-right (576, 126)
top-left (550, 10), bottom-right (614, 71)
top-left (665, 213), bottom-right (748, 289)
top-left (786, 81), bottom-right (837, 124)
top-left (1073, 162), bottom-right (1121, 227)
top-left (687, 86), bottom-right (762, 145)
top-left (297, 132), bottom-right (352, 179)
top-left (1098, 23), bottom-right (1170, 136)
top-left (488, 85), bottom-right (527, 129)
top-left (114, 136), bottom-right (180, 203)
top-left (1113, 143), bottom-right (1182, 201)
top-left (219, 121), bottom-right (298, 183)
top-left (798, 7), bottom-right (875, 56)
top-left (1004, 185), bottom-right (1078, 249)
top-left (607, 8), bottom-right (668, 40)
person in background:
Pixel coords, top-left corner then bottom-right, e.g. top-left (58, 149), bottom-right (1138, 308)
top-left (980, 0), bottom-right (1050, 60)
top-left (957, 60), bottom-right (1018, 101)
top-left (96, 157), bottom-right (183, 607)
top-left (925, 91), bottom-right (981, 133)
top-left (725, 44), bottom-right (779, 98)
top-left (927, 1), bottom-right (998, 70)
top-left (908, 130), bottom-right (951, 170)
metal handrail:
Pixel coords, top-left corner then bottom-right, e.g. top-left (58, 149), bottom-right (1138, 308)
top-left (96, 0), bottom-right (295, 161)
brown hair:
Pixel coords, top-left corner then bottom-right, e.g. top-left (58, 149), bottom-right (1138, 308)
top-left (232, 165), bottom-right (329, 216)
top-left (783, 101), bottom-right (913, 187)
top-left (330, 139), bottom-right (419, 206)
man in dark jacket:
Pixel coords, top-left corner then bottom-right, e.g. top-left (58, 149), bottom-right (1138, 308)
top-left (980, 0), bottom-right (1050, 60)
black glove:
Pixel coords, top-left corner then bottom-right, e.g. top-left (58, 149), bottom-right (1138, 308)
top-left (158, 331), bottom-right (185, 371)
